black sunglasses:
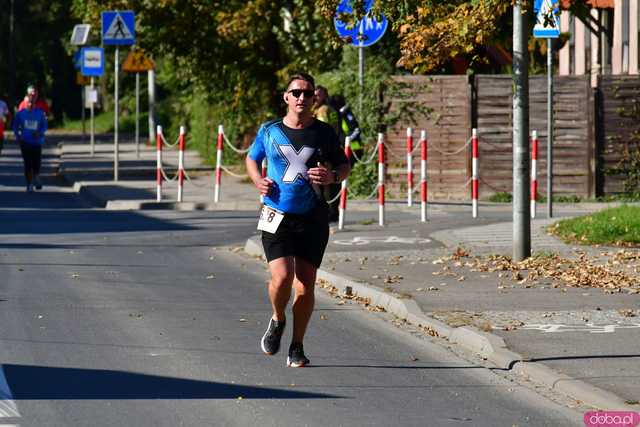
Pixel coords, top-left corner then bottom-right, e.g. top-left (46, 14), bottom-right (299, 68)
top-left (288, 89), bottom-right (314, 98)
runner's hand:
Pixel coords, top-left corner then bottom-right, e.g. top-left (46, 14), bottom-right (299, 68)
top-left (255, 177), bottom-right (273, 196)
top-left (308, 162), bottom-right (329, 184)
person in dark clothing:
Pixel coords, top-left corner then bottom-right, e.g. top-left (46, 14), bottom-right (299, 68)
top-left (13, 96), bottom-right (48, 192)
top-left (330, 95), bottom-right (363, 167)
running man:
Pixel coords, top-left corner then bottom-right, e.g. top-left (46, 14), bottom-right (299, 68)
top-left (245, 72), bottom-right (351, 367)
top-left (13, 96), bottom-right (48, 192)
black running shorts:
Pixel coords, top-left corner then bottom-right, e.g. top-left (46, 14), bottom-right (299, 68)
top-left (261, 203), bottom-right (329, 268)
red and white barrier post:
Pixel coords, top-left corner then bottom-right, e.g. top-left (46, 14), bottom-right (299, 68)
top-left (214, 125), bottom-right (224, 202)
top-left (378, 133), bottom-right (385, 226)
top-left (531, 130), bottom-right (538, 218)
top-left (472, 128), bottom-right (479, 218)
top-left (338, 136), bottom-right (351, 230)
top-left (156, 125), bottom-right (163, 202)
top-left (420, 130), bottom-right (428, 222)
top-left (406, 127), bottom-right (414, 207)
top-left (177, 126), bottom-right (186, 202)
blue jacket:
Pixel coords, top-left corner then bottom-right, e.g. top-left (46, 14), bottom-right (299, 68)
top-left (13, 108), bottom-right (47, 146)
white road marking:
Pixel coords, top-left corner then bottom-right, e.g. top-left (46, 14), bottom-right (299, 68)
top-left (512, 323), bottom-right (640, 334)
top-left (333, 236), bottom-right (431, 246)
top-left (0, 366), bottom-right (20, 423)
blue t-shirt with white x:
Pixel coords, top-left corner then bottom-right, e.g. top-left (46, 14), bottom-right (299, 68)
top-left (248, 118), bottom-right (347, 215)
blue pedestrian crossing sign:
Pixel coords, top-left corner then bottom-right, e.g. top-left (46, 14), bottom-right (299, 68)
top-left (80, 47), bottom-right (104, 77)
top-left (533, 0), bottom-right (560, 38)
top-left (102, 11), bottom-right (135, 45)
top-left (334, 0), bottom-right (388, 48)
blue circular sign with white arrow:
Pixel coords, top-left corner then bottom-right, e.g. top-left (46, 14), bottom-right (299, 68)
top-left (334, 0), bottom-right (388, 47)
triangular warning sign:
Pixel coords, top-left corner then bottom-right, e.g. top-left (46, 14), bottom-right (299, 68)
top-left (104, 13), bottom-right (133, 40)
top-left (533, 0), bottom-right (560, 38)
top-left (122, 50), bottom-right (156, 73)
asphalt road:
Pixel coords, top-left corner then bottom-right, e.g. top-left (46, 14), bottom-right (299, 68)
top-left (0, 143), bottom-right (582, 426)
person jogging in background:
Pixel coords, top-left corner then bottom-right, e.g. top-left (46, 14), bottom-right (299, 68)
top-left (13, 96), bottom-right (48, 192)
top-left (313, 86), bottom-right (342, 222)
top-left (0, 94), bottom-right (10, 155)
top-left (18, 85), bottom-right (50, 117)
top-left (245, 72), bottom-right (350, 367)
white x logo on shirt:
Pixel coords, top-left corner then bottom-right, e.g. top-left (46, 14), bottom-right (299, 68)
top-left (279, 145), bottom-right (315, 183)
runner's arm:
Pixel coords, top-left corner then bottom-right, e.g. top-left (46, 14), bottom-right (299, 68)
top-left (246, 155), bottom-right (273, 196)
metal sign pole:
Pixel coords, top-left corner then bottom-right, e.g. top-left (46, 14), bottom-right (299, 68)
top-left (547, 38), bottom-right (554, 218)
top-left (114, 47), bottom-right (119, 181)
top-left (135, 71), bottom-right (140, 158)
top-left (81, 86), bottom-right (86, 143)
top-left (148, 69), bottom-right (156, 144)
top-left (358, 45), bottom-right (364, 118)
top-left (90, 77), bottom-right (95, 156)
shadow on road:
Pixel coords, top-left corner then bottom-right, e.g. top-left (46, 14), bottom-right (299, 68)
top-left (2, 364), bottom-right (341, 400)
top-left (0, 210), bottom-right (195, 235)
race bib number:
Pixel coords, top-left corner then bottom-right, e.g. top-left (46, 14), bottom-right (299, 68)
top-left (257, 206), bottom-right (284, 234)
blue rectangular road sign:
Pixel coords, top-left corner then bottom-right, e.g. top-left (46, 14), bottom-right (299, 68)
top-left (533, 0), bottom-right (560, 38)
top-left (80, 47), bottom-right (105, 77)
top-left (73, 50), bottom-right (82, 70)
top-left (102, 11), bottom-right (135, 45)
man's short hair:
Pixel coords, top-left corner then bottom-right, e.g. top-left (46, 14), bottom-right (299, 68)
top-left (286, 72), bottom-right (315, 90)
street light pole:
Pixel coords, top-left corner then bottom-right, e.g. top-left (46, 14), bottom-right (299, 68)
top-left (547, 38), bottom-right (554, 218)
top-left (513, 0), bottom-right (531, 261)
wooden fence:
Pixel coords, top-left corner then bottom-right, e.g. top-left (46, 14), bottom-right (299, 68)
top-left (597, 76), bottom-right (640, 195)
top-left (475, 75), bottom-right (594, 199)
top-left (386, 75), bottom-right (472, 200)
top-left (382, 74), bottom-right (640, 200)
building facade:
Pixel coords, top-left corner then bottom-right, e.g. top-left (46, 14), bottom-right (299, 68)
top-left (559, 0), bottom-right (638, 85)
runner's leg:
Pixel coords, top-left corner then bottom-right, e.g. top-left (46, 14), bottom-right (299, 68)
top-left (20, 143), bottom-right (33, 186)
top-left (291, 257), bottom-right (317, 344)
top-left (267, 256), bottom-right (294, 322)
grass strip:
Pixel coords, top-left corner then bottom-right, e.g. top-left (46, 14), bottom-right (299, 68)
top-left (549, 205), bottom-right (640, 246)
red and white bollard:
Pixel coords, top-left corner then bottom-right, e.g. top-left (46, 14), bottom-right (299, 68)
top-left (156, 125), bottom-right (163, 202)
top-left (378, 133), bottom-right (385, 226)
top-left (214, 125), bottom-right (224, 202)
top-left (338, 137), bottom-right (351, 230)
top-left (531, 130), bottom-right (538, 219)
top-left (472, 128), bottom-right (479, 218)
top-left (177, 126), bottom-right (186, 202)
top-left (420, 130), bottom-right (428, 222)
top-left (406, 127), bottom-right (414, 207)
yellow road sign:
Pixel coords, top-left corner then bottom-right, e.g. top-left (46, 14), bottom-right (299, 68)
top-left (122, 49), bottom-right (155, 73)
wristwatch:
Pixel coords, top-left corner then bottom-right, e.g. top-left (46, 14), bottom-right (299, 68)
top-left (332, 170), bottom-right (338, 183)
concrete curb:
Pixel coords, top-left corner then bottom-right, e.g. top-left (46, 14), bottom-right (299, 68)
top-left (513, 362), bottom-right (636, 411)
top-left (244, 234), bottom-right (637, 411)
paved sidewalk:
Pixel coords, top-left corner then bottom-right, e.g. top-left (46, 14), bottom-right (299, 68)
top-left (57, 135), bottom-right (640, 412)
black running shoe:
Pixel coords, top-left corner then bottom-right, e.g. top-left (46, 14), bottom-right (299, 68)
top-left (287, 342), bottom-right (310, 367)
top-left (261, 317), bottom-right (286, 355)
top-left (34, 177), bottom-right (42, 190)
